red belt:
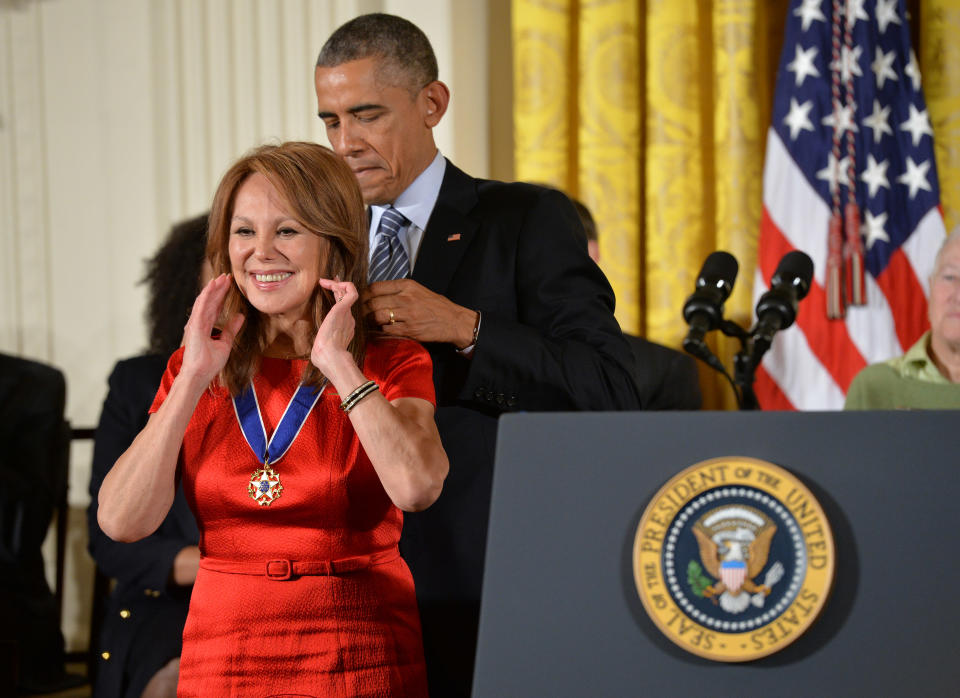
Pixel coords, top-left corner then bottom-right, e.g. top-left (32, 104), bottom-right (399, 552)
top-left (199, 548), bottom-right (399, 581)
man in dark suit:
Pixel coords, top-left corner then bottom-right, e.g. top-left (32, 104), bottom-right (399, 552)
top-left (314, 14), bottom-right (641, 695)
top-left (571, 197), bottom-right (702, 411)
top-left (0, 354), bottom-right (78, 693)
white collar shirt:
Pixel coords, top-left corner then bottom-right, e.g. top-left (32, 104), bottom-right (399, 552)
top-left (368, 150), bottom-right (447, 273)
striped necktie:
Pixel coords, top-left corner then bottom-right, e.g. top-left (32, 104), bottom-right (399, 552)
top-left (369, 206), bottom-right (410, 282)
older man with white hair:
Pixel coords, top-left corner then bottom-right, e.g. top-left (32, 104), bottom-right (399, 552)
top-left (845, 228), bottom-right (960, 408)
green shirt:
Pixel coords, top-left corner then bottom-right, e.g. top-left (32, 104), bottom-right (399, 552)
top-left (844, 331), bottom-right (960, 410)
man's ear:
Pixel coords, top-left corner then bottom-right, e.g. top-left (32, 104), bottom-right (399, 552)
top-left (421, 81), bottom-right (450, 127)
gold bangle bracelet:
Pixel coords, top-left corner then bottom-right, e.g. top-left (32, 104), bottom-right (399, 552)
top-left (340, 380), bottom-right (379, 413)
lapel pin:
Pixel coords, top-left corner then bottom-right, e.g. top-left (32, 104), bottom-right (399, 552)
top-left (446, 233), bottom-right (461, 242)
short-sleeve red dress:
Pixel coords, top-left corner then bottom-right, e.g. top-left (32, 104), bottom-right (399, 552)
top-left (150, 338), bottom-right (433, 697)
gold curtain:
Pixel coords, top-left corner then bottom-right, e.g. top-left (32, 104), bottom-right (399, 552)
top-left (513, 0), bottom-right (960, 410)
top-left (922, 0), bottom-right (960, 233)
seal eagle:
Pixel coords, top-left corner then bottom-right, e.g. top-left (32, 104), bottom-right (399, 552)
top-left (693, 506), bottom-right (778, 613)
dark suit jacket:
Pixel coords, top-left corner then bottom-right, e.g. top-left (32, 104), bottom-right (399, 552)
top-left (87, 355), bottom-right (199, 698)
top-left (399, 161), bottom-right (642, 606)
top-left (626, 334), bottom-right (702, 410)
top-left (0, 354), bottom-right (72, 692)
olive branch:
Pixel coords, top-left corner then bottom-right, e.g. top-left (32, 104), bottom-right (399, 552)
top-left (687, 560), bottom-right (713, 597)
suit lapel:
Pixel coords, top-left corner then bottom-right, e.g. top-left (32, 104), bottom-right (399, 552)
top-left (412, 160), bottom-right (479, 296)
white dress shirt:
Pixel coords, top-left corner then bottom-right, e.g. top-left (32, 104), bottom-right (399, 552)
top-left (368, 150), bottom-right (447, 273)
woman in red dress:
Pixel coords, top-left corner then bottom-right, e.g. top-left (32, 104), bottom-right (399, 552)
top-left (97, 142), bottom-right (448, 697)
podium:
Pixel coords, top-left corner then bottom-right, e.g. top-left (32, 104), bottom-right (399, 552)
top-left (473, 411), bottom-right (958, 696)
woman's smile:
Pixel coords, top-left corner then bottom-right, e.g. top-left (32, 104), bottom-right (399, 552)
top-left (251, 271), bottom-right (293, 284)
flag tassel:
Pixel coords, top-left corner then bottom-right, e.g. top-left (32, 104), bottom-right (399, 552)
top-left (844, 202), bottom-right (866, 306)
top-left (827, 212), bottom-right (845, 319)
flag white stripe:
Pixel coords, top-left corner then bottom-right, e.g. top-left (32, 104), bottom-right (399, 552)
top-left (756, 269), bottom-right (847, 410)
top-left (762, 130), bottom-right (832, 285)
top-left (901, 205), bottom-right (947, 298)
top-left (844, 272), bottom-right (903, 363)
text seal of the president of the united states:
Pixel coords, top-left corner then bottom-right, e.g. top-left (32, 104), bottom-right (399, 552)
top-left (633, 456), bottom-right (834, 661)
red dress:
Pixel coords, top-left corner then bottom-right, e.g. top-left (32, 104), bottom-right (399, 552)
top-left (150, 338), bottom-right (433, 697)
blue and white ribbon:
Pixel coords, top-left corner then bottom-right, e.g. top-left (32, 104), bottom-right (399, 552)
top-left (232, 382), bottom-right (325, 465)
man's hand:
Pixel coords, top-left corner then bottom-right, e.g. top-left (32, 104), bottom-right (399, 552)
top-left (171, 545), bottom-right (200, 586)
top-left (363, 279), bottom-right (477, 348)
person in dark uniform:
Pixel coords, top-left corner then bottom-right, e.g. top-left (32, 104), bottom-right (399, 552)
top-left (87, 214), bottom-right (208, 698)
top-left (0, 352), bottom-right (82, 693)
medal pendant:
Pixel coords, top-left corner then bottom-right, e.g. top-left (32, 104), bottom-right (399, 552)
top-left (234, 381), bottom-right (320, 508)
top-left (248, 463), bottom-right (283, 506)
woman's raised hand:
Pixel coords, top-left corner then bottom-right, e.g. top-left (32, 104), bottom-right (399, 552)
top-left (181, 274), bottom-right (245, 384)
top-left (311, 278), bottom-right (359, 378)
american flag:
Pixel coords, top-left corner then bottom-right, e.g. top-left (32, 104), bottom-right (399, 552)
top-left (754, 0), bottom-right (946, 410)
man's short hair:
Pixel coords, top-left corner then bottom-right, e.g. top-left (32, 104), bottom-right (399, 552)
top-left (933, 226), bottom-right (960, 277)
top-left (316, 13), bottom-right (438, 94)
top-left (570, 198), bottom-right (597, 243)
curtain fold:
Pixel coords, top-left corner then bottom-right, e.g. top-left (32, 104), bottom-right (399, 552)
top-left (512, 0), bottom-right (574, 187)
top-left (578, 1), bottom-right (643, 333)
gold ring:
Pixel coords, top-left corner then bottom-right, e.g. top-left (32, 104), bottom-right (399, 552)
top-left (388, 309), bottom-right (396, 325)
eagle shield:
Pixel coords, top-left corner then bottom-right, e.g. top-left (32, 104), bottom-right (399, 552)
top-left (692, 505), bottom-right (778, 612)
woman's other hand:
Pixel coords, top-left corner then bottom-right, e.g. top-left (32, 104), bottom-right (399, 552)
top-left (100, 277), bottom-right (243, 544)
top-left (182, 274), bottom-right (244, 383)
top-left (100, 278), bottom-right (241, 543)
top-left (310, 278), bottom-right (358, 377)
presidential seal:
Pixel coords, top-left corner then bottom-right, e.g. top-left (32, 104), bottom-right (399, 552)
top-left (632, 457), bottom-right (834, 661)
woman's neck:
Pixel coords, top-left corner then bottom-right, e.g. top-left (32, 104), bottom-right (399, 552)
top-left (262, 315), bottom-right (314, 359)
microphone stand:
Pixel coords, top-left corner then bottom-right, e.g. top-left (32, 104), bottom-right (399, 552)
top-left (712, 319), bottom-right (781, 411)
top-left (688, 318), bottom-right (770, 411)
top-left (685, 318), bottom-right (759, 411)
top-left (721, 320), bottom-right (760, 411)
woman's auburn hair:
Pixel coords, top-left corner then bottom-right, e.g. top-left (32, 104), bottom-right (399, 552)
top-left (206, 141), bottom-right (369, 395)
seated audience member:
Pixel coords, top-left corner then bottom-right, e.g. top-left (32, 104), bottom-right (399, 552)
top-left (87, 213), bottom-right (208, 698)
top-left (845, 228), bottom-right (960, 409)
top-left (0, 354), bottom-right (82, 693)
top-left (571, 197), bottom-right (702, 410)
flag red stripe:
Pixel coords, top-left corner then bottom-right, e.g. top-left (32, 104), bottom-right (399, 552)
top-left (875, 247), bottom-right (930, 351)
top-left (757, 213), bottom-right (783, 286)
top-left (757, 208), bottom-right (792, 283)
top-left (759, 207), bottom-right (867, 393)
top-left (754, 365), bottom-right (796, 410)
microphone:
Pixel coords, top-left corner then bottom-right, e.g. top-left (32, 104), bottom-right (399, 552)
top-left (753, 250), bottom-right (814, 342)
top-left (682, 251), bottom-right (739, 369)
